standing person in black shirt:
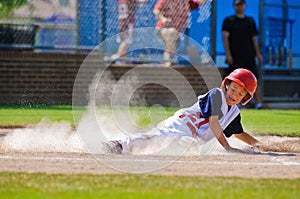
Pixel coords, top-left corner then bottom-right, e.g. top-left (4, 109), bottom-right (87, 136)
top-left (222, 0), bottom-right (263, 109)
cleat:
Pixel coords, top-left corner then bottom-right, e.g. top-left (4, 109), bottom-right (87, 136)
top-left (103, 141), bottom-right (123, 154)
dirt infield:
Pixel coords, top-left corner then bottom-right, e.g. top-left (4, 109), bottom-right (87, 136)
top-left (0, 128), bottom-right (300, 178)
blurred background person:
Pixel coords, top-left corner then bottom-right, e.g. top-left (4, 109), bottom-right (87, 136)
top-left (153, 0), bottom-right (208, 67)
top-left (111, 0), bottom-right (147, 62)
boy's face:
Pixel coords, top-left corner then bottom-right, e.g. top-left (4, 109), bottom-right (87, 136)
top-left (225, 82), bottom-right (248, 106)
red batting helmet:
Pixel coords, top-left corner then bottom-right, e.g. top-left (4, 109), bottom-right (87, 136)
top-left (221, 68), bottom-right (257, 105)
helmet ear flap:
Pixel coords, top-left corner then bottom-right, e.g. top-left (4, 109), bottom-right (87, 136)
top-left (241, 93), bottom-right (251, 105)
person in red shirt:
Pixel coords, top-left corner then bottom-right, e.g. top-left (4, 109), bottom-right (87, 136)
top-left (153, 0), bottom-right (208, 67)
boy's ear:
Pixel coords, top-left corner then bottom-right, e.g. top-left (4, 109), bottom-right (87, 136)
top-left (225, 80), bottom-right (231, 90)
top-left (225, 84), bottom-right (229, 90)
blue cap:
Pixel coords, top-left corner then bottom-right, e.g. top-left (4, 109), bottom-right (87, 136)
top-left (233, 0), bottom-right (246, 4)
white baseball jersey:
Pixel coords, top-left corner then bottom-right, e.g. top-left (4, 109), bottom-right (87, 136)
top-left (158, 88), bottom-right (240, 140)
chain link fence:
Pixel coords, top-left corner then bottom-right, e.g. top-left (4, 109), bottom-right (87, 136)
top-left (261, 0), bottom-right (300, 69)
top-left (0, 0), bottom-right (213, 64)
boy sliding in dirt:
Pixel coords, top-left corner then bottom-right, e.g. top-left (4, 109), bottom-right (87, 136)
top-left (104, 68), bottom-right (262, 154)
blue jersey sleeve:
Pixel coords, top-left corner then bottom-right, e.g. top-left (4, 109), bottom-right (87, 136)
top-left (199, 88), bottom-right (223, 119)
top-left (223, 114), bottom-right (244, 137)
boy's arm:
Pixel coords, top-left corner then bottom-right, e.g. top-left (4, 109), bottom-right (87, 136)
top-left (209, 115), bottom-right (242, 152)
top-left (234, 132), bottom-right (261, 146)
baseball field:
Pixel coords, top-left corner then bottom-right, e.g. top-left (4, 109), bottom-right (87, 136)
top-left (0, 106), bottom-right (299, 198)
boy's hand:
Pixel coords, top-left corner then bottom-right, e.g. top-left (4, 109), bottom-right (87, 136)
top-left (252, 142), bottom-right (265, 151)
top-left (243, 146), bottom-right (263, 154)
top-left (227, 147), bottom-right (245, 154)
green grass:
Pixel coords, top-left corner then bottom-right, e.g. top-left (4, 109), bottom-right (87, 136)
top-left (0, 106), bottom-right (83, 128)
top-left (241, 109), bottom-right (300, 136)
top-left (0, 172), bottom-right (299, 199)
top-left (0, 106), bottom-right (299, 136)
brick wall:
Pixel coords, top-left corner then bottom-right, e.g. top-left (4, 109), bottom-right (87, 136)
top-left (0, 51), bottom-right (231, 106)
top-left (0, 51), bottom-right (83, 105)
